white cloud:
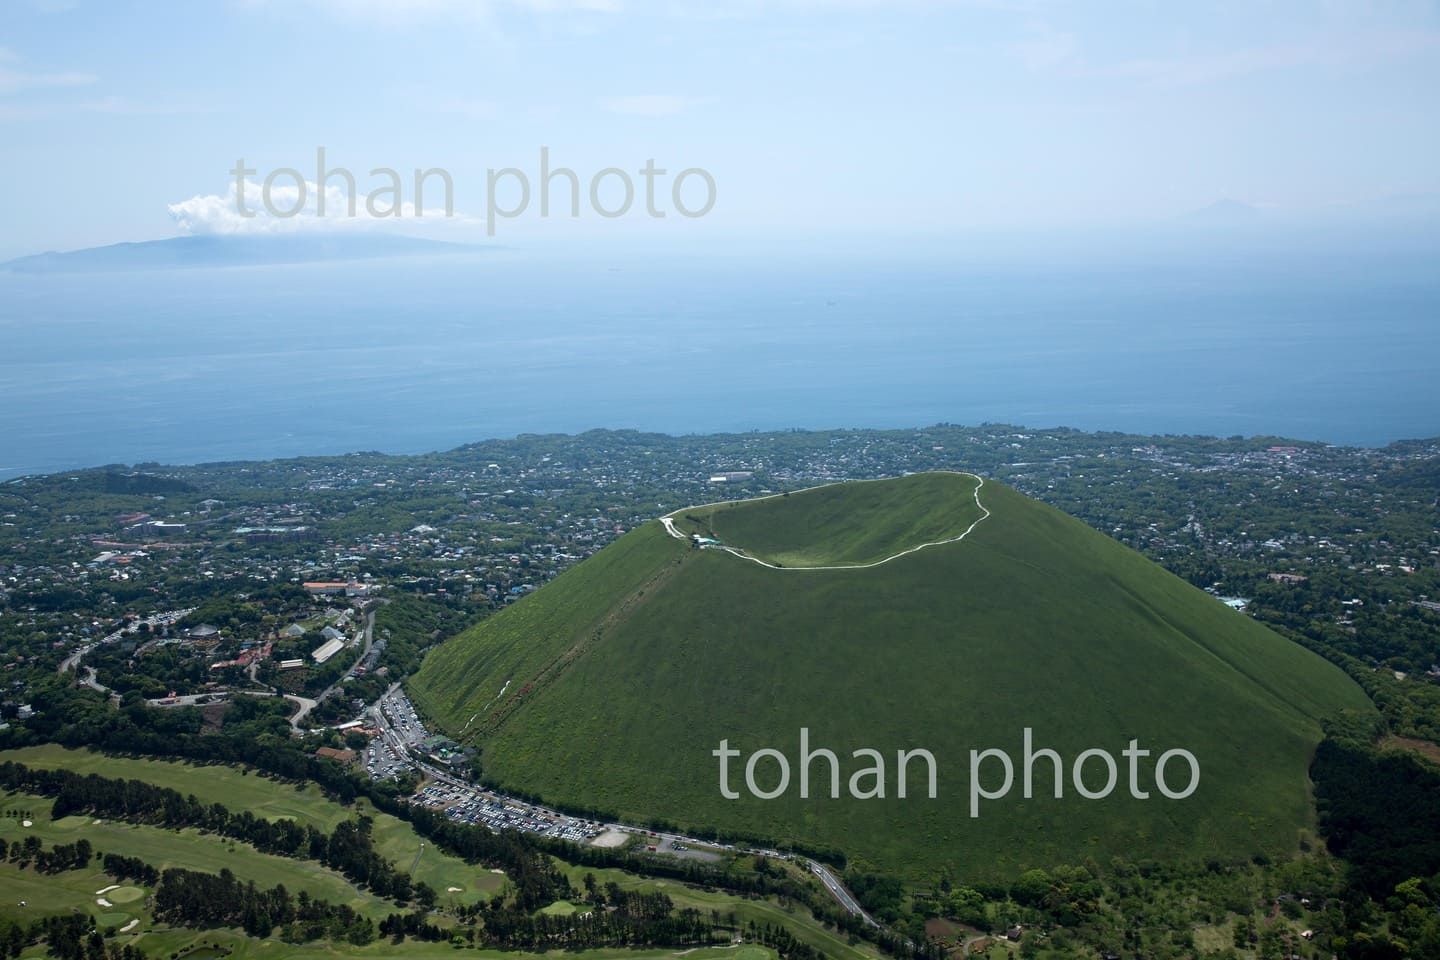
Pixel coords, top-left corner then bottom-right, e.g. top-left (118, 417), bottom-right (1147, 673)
top-left (0, 50), bottom-right (202, 120)
top-left (21, 0), bottom-right (80, 12)
top-left (1009, 18), bottom-right (1440, 88)
top-left (77, 96), bottom-right (208, 116)
top-left (0, 62), bottom-right (95, 96)
top-left (423, 96), bottom-right (499, 120)
top-left (1009, 26), bottom-right (1078, 71)
top-left (600, 94), bottom-right (707, 116)
top-left (0, 47), bottom-right (94, 117)
top-left (244, 0), bottom-right (618, 25)
top-left (168, 177), bottom-right (479, 235)
top-left (1102, 28), bottom-right (1440, 86)
top-left (513, 0), bottom-right (618, 10)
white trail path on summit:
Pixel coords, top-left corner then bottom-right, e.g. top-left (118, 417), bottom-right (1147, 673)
top-left (659, 471), bottom-right (990, 571)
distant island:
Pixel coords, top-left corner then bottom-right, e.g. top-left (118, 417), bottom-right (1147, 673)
top-left (0, 232), bottom-right (481, 275)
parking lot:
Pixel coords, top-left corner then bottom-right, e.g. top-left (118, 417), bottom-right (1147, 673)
top-left (410, 783), bottom-right (603, 844)
top-left (362, 686), bottom-right (604, 843)
top-left (363, 735), bottom-right (411, 781)
top-left (362, 688), bottom-right (427, 781)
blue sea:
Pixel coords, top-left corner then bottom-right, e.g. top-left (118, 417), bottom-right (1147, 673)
top-left (2, 239), bottom-right (1438, 480)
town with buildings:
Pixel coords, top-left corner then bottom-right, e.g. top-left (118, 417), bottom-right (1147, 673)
top-left (2, 424), bottom-right (1438, 741)
top-left (0, 425), bottom-right (1438, 959)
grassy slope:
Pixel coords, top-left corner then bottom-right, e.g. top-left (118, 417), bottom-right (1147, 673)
top-left (412, 522), bottom-right (688, 740)
top-left (0, 746), bottom-right (501, 907)
top-left (412, 476), bottom-right (1374, 880)
top-left (0, 751), bottom-right (804, 960)
top-left (1, 747), bottom-right (354, 825)
top-left (0, 790), bottom-right (396, 922)
top-left (670, 473), bottom-right (984, 567)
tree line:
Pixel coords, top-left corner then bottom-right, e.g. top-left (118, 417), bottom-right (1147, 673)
top-left (0, 761), bottom-right (429, 906)
top-left (152, 867), bottom-right (376, 944)
top-left (0, 914), bottom-right (145, 960)
top-left (1, 711), bottom-right (924, 959)
top-left (0, 834), bottom-right (91, 874)
top-left (1311, 735), bottom-right (1440, 897)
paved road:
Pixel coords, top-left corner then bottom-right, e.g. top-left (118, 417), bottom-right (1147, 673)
top-left (283, 693), bottom-right (320, 729)
top-left (58, 608), bottom-right (195, 678)
top-left (369, 688), bottom-right (880, 929)
top-left (59, 648), bottom-right (89, 674)
top-left (145, 688), bottom-right (315, 731)
top-left (148, 691), bottom-right (230, 708)
top-left (71, 603), bottom-right (884, 933)
top-left (809, 860), bottom-right (878, 926)
top-left (287, 609), bottom-right (375, 729)
top-left (155, 610), bottom-right (372, 727)
top-left (270, 609), bottom-right (375, 729)
top-left (83, 606), bottom-right (373, 733)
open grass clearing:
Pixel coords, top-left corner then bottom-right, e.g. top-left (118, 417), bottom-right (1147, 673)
top-left (0, 748), bottom-right (498, 908)
top-left (114, 925), bottom-right (778, 960)
top-left (417, 477), bottom-right (1374, 879)
top-left (668, 473), bottom-right (986, 568)
top-left (0, 789), bottom-right (392, 921)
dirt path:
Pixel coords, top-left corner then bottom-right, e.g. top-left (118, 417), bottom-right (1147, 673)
top-left (660, 471), bottom-right (991, 572)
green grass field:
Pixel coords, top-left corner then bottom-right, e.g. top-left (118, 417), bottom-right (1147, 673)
top-left (0, 861), bottom-right (122, 921)
top-left (413, 474), bottom-right (1375, 880)
top-left (0, 843), bottom-right (799, 960)
top-left (20, 915), bottom-right (778, 960)
top-left (0, 789), bottom-right (396, 921)
top-left (2, 858), bottom-right (782, 960)
top-left (1, 747), bottom-right (352, 826)
top-left (669, 473), bottom-right (986, 567)
top-left (0, 753), bottom-right (794, 960)
top-left (128, 940), bottom-right (774, 960)
top-left (0, 746), bottom-right (502, 908)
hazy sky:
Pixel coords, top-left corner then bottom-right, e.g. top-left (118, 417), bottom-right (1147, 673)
top-left (1, 0), bottom-right (1438, 258)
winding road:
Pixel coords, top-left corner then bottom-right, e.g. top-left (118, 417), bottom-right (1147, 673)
top-left (370, 687), bottom-right (882, 929)
top-left (143, 609), bottom-right (374, 732)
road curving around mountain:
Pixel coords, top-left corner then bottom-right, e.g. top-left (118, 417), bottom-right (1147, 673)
top-left (412, 471), bottom-right (1376, 880)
